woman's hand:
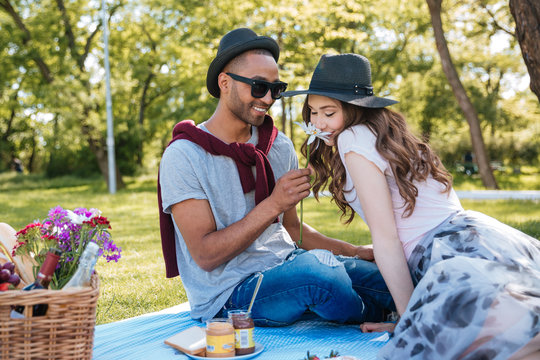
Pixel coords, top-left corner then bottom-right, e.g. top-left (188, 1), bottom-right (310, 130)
top-left (360, 322), bottom-right (396, 333)
top-left (354, 244), bottom-right (374, 261)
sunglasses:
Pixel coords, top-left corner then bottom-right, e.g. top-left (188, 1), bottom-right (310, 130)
top-left (226, 72), bottom-right (288, 100)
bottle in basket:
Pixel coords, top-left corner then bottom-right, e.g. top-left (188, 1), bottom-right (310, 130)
top-left (11, 247), bottom-right (62, 318)
top-left (62, 241), bottom-right (99, 288)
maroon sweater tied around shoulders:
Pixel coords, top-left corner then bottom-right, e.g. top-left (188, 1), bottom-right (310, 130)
top-left (157, 115), bottom-right (279, 278)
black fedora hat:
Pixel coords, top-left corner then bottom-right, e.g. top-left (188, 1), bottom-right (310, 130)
top-left (206, 28), bottom-right (280, 98)
top-left (283, 53), bottom-right (398, 108)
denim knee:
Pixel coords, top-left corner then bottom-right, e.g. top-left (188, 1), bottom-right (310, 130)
top-left (292, 249), bottom-right (355, 292)
top-left (225, 249), bottom-right (367, 326)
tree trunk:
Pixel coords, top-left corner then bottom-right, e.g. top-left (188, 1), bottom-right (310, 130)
top-left (426, 0), bottom-right (498, 189)
top-left (288, 99), bottom-right (294, 144)
top-left (280, 98), bottom-right (287, 136)
top-left (420, 117), bottom-right (433, 143)
top-left (510, 0), bottom-right (540, 103)
top-left (27, 130), bottom-right (37, 172)
top-left (81, 122), bottom-right (125, 190)
top-left (137, 72), bottom-right (155, 166)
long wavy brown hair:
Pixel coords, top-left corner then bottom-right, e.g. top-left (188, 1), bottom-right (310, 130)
top-left (302, 99), bottom-right (453, 224)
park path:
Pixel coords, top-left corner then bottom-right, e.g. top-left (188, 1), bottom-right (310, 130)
top-left (455, 190), bottom-right (540, 200)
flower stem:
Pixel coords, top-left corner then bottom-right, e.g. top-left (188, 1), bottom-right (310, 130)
top-left (299, 200), bottom-right (303, 246)
top-left (299, 144), bottom-right (310, 246)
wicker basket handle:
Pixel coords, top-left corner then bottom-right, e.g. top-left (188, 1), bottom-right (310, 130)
top-left (0, 223), bottom-right (36, 287)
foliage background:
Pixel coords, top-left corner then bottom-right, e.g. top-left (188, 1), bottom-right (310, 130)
top-left (1, 0), bottom-right (539, 182)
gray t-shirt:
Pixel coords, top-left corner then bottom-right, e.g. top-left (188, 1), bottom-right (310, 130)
top-left (159, 123), bottom-right (298, 321)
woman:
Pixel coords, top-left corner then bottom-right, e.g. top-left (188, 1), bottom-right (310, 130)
top-left (284, 53), bottom-right (540, 359)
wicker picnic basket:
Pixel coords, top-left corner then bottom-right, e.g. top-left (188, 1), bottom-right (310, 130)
top-left (0, 273), bottom-right (100, 360)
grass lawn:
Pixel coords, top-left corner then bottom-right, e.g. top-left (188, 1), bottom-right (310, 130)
top-left (0, 171), bottom-right (539, 325)
top-left (450, 165), bottom-right (540, 190)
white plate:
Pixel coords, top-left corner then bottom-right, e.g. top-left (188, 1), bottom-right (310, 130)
top-left (185, 343), bottom-right (264, 359)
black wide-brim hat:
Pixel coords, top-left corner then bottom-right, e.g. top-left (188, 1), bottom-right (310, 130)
top-left (283, 53), bottom-right (398, 108)
top-left (206, 28), bottom-right (280, 98)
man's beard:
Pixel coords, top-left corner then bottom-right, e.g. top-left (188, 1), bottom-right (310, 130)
top-left (229, 84), bottom-right (267, 126)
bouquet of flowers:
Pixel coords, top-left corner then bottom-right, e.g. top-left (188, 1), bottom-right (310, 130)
top-left (12, 206), bottom-right (121, 289)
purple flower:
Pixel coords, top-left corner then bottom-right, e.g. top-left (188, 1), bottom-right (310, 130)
top-left (14, 205), bottom-right (121, 289)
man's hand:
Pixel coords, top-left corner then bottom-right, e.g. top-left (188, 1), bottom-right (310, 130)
top-left (354, 244), bottom-right (374, 261)
top-left (360, 322), bottom-right (396, 333)
top-left (268, 168), bottom-right (311, 213)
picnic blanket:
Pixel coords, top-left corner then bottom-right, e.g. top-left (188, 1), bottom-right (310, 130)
top-left (93, 304), bottom-right (390, 360)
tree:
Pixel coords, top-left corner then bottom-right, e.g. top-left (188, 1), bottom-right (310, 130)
top-left (0, 1), bottom-right (41, 172)
top-left (0, 0), bottom-right (126, 188)
top-left (1, 0), bottom-right (536, 179)
top-left (509, 0), bottom-right (540, 103)
top-left (426, 0), bottom-right (498, 189)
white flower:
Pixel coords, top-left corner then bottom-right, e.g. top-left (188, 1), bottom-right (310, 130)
top-left (66, 210), bottom-right (88, 225)
top-left (89, 208), bottom-right (102, 217)
top-left (295, 122), bottom-right (331, 145)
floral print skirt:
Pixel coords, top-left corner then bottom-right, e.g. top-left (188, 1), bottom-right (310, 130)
top-left (378, 210), bottom-right (540, 360)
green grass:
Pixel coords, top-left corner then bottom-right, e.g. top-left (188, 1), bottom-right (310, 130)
top-left (0, 172), bottom-right (538, 325)
top-left (0, 173), bottom-right (185, 325)
top-left (451, 165), bottom-right (540, 190)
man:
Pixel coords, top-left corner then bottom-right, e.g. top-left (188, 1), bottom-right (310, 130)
top-left (158, 28), bottom-right (394, 325)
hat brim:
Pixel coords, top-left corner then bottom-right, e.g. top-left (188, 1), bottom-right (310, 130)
top-left (207, 38), bottom-right (280, 98)
top-left (283, 89), bottom-right (398, 108)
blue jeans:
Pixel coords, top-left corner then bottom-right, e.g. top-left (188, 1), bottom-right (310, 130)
top-left (218, 249), bottom-right (395, 326)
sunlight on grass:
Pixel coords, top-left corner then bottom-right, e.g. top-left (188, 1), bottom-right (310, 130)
top-left (451, 166), bottom-right (540, 190)
top-left (302, 197), bottom-right (540, 242)
top-left (1, 173), bottom-right (538, 325)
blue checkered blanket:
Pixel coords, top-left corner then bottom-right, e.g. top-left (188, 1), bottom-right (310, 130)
top-left (93, 310), bottom-right (389, 359)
